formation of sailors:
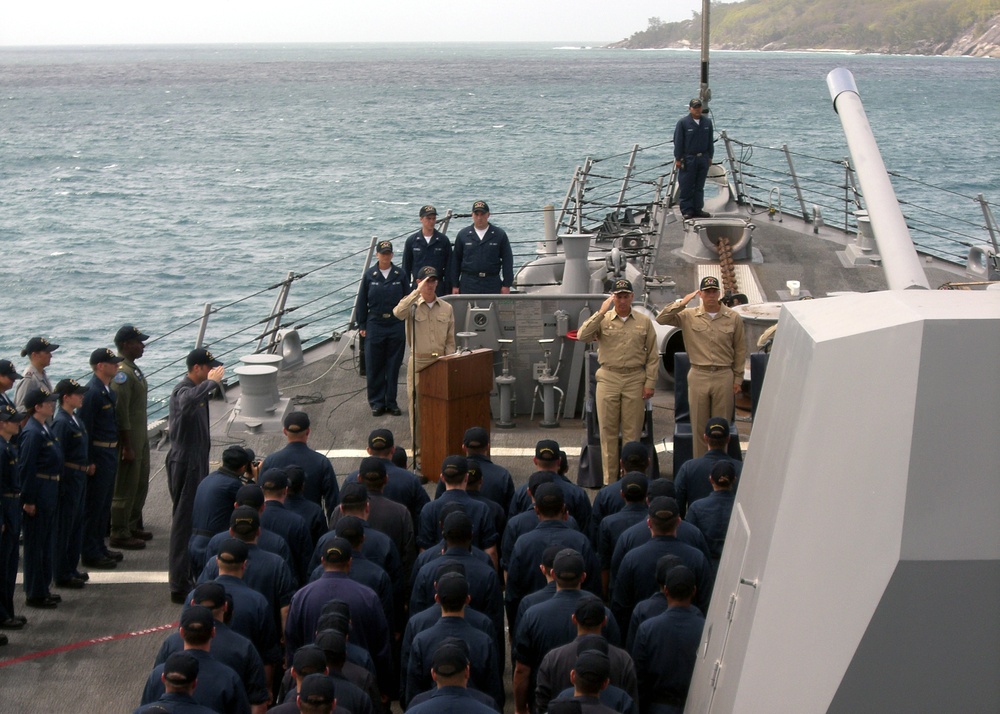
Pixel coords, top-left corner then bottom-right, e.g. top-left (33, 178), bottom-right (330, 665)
top-left (132, 412), bottom-right (742, 714)
top-left (1, 328), bottom-right (151, 640)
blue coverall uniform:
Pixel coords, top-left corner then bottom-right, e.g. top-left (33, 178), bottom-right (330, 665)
top-left (52, 406), bottom-right (89, 582)
top-left (674, 112), bottom-right (715, 217)
top-left (78, 375), bottom-right (118, 562)
top-left (355, 263), bottom-right (407, 412)
top-left (402, 229), bottom-right (452, 295)
top-left (19, 416), bottom-right (64, 601)
top-left (449, 224), bottom-right (513, 294)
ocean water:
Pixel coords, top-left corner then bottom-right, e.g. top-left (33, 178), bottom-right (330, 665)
top-left (1, 43), bottom-right (997, 413)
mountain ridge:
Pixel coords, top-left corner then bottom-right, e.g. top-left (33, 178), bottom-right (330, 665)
top-left (608, 0), bottom-right (1000, 57)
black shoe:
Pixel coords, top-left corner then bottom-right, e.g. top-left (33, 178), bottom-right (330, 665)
top-left (170, 591), bottom-right (187, 605)
top-left (131, 529), bottom-right (153, 541)
top-left (0, 618), bottom-right (25, 630)
top-left (682, 212), bottom-right (696, 219)
top-left (371, 407), bottom-right (386, 417)
top-left (105, 549), bottom-right (124, 562)
top-left (55, 577), bottom-right (86, 589)
top-left (14, 615), bottom-right (27, 624)
top-left (73, 572), bottom-right (90, 582)
top-left (387, 406), bottom-right (402, 416)
top-left (26, 597), bottom-right (58, 609)
top-left (696, 209), bottom-right (712, 218)
top-left (83, 556), bottom-right (118, 569)
top-left (109, 536), bottom-right (145, 550)
top-left (0, 634), bottom-right (7, 646)
top-left (47, 593), bottom-right (62, 603)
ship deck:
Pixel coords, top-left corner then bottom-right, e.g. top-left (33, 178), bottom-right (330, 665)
top-left (0, 202), bottom-right (968, 711)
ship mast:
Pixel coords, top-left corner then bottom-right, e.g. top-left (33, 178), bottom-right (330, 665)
top-left (700, 0), bottom-right (712, 111)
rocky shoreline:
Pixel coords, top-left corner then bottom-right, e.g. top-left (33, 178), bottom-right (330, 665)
top-left (608, 13), bottom-right (1000, 58)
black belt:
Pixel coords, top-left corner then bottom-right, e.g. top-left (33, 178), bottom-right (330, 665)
top-left (2, 492), bottom-right (19, 498)
top-left (92, 440), bottom-right (118, 449)
top-left (462, 271), bottom-right (498, 278)
top-left (64, 462), bottom-right (88, 473)
top-left (686, 153), bottom-right (705, 158)
top-left (35, 473), bottom-right (59, 482)
top-left (192, 529), bottom-right (215, 538)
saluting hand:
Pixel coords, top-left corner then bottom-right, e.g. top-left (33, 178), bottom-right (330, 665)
top-left (208, 365), bottom-right (225, 383)
top-left (600, 294), bottom-right (615, 314)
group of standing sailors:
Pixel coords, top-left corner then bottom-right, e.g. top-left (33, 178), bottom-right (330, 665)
top-left (1, 327), bottom-right (151, 640)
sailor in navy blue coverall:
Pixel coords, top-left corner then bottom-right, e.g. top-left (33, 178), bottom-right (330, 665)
top-left (449, 200), bottom-right (513, 295)
top-left (402, 205), bottom-right (452, 296)
top-left (674, 98), bottom-right (715, 219)
top-left (355, 240), bottom-right (407, 416)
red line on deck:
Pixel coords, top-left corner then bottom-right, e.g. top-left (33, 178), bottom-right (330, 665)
top-left (0, 621), bottom-right (178, 668)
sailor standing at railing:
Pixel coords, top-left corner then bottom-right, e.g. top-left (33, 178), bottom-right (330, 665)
top-left (402, 204), bottom-right (452, 296)
top-left (393, 267), bottom-right (455, 472)
top-left (449, 200), bottom-right (513, 295)
top-left (355, 239), bottom-right (407, 417)
top-left (674, 98), bottom-right (714, 220)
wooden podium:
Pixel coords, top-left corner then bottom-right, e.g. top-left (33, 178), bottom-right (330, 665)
top-left (418, 348), bottom-right (493, 482)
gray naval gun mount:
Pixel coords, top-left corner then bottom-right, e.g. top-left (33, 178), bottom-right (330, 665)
top-left (684, 69), bottom-right (1000, 713)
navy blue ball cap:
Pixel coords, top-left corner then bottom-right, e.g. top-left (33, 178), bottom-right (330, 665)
top-left (322, 537), bottom-right (352, 564)
top-left (54, 378), bottom-right (88, 397)
top-left (235, 484), bottom-right (264, 509)
top-left (574, 649), bottom-right (611, 685)
top-left (620, 471), bottom-right (649, 499)
top-left (648, 496), bottom-right (680, 522)
top-left (367, 428), bottom-right (394, 450)
top-left (417, 265), bottom-right (439, 280)
top-left (283, 411), bottom-right (310, 432)
top-left (292, 645), bottom-right (327, 676)
top-left (230, 505), bottom-right (261, 536)
top-left (217, 537), bottom-right (249, 565)
top-left (89, 347), bottom-right (123, 366)
top-left (340, 481), bottom-right (369, 505)
top-left (0, 404), bottom-right (25, 423)
top-left (186, 348), bottom-right (222, 369)
top-left (163, 652), bottom-right (199, 685)
top-left (553, 548), bottom-right (584, 579)
top-left (612, 278), bottom-right (633, 294)
top-left (574, 597), bottom-right (605, 627)
top-left (21, 336), bottom-right (58, 357)
top-left (705, 416), bottom-right (730, 439)
top-left (358, 456), bottom-right (387, 482)
top-left (441, 454), bottom-right (468, 479)
top-left (647, 478), bottom-right (676, 500)
top-left (260, 467), bottom-right (289, 491)
top-left (180, 604), bottom-right (214, 633)
top-left (115, 325), bottom-right (149, 343)
top-left (299, 672), bottom-right (336, 706)
top-left (432, 637), bottom-right (469, 676)
top-left (376, 240), bottom-right (393, 254)
top-left (191, 581), bottom-right (226, 609)
top-left (699, 275), bottom-right (720, 291)
top-left (419, 204), bottom-right (438, 218)
top-left (435, 571), bottom-right (469, 601)
top-left (24, 386), bottom-right (58, 411)
top-left (534, 481), bottom-right (564, 510)
top-left (471, 200), bottom-right (490, 213)
top-left (463, 426), bottom-right (489, 448)
top-left (0, 360), bottom-right (21, 380)
top-left (535, 439), bottom-right (560, 461)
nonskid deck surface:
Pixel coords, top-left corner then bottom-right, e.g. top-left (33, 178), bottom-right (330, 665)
top-left (0, 206), bottom-right (945, 710)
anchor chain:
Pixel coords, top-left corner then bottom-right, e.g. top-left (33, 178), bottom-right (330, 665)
top-left (716, 235), bottom-right (739, 297)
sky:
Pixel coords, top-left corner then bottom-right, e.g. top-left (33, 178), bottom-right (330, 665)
top-left (1, 0), bottom-right (722, 46)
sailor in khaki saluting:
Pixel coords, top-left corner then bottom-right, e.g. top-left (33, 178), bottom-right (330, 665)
top-left (393, 266), bottom-right (456, 470)
top-left (577, 278), bottom-right (659, 485)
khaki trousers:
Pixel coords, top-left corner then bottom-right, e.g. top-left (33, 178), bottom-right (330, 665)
top-left (688, 368), bottom-right (734, 458)
top-left (595, 367), bottom-right (646, 485)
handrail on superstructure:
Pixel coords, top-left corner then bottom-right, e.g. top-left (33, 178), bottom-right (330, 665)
top-left (827, 68), bottom-right (929, 290)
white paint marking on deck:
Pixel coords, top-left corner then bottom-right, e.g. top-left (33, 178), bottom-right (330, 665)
top-left (17, 571), bottom-right (169, 585)
top-left (317, 441), bottom-right (749, 459)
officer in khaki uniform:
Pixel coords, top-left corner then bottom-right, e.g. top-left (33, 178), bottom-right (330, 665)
top-left (110, 325), bottom-right (151, 549)
top-left (656, 276), bottom-right (746, 458)
top-left (577, 279), bottom-right (659, 486)
top-left (392, 266), bottom-right (455, 468)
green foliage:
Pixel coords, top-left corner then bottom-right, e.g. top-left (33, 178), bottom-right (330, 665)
top-left (614, 0), bottom-right (1000, 53)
